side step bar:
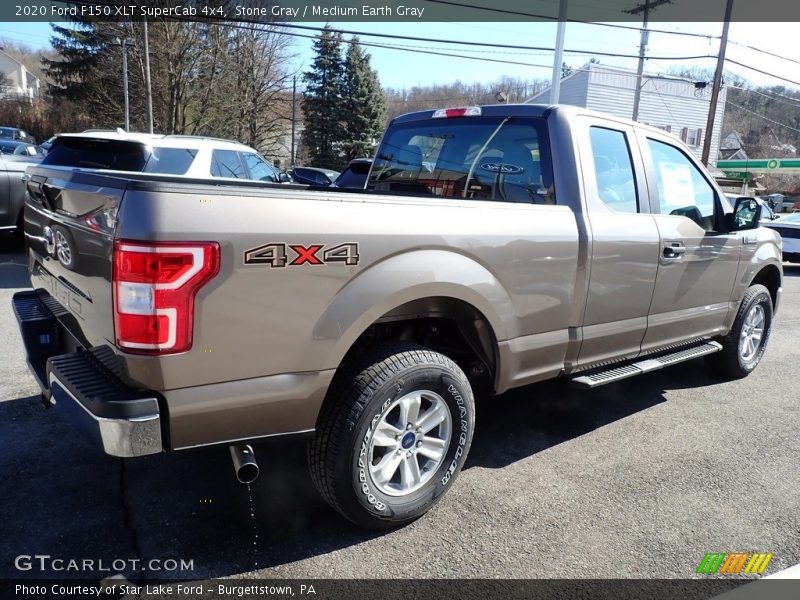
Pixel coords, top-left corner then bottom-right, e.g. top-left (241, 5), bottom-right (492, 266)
top-left (569, 341), bottom-right (723, 389)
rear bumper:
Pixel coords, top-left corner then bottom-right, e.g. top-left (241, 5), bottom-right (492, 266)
top-left (12, 289), bottom-right (163, 457)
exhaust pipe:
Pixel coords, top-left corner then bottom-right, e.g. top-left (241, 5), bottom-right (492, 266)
top-left (229, 444), bottom-right (259, 484)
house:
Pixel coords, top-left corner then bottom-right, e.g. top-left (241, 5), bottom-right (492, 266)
top-left (719, 131), bottom-right (747, 160)
top-left (0, 49), bottom-right (40, 100)
top-left (526, 63), bottom-right (726, 163)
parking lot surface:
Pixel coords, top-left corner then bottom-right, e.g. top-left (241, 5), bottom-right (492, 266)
top-left (1, 238), bottom-right (798, 580)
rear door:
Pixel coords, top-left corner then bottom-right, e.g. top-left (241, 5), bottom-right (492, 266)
top-left (638, 132), bottom-right (740, 351)
top-left (574, 117), bottom-right (661, 367)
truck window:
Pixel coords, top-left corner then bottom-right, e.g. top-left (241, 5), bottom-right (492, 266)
top-left (143, 147), bottom-right (198, 175)
top-left (42, 138), bottom-right (149, 171)
top-left (647, 139), bottom-right (716, 230)
top-left (369, 117), bottom-right (556, 205)
top-left (589, 127), bottom-right (638, 213)
top-left (241, 152), bottom-right (278, 182)
top-left (211, 149), bottom-right (247, 179)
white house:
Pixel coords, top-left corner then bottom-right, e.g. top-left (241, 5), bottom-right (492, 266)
top-left (526, 63), bottom-right (726, 164)
top-left (0, 49), bottom-right (40, 100)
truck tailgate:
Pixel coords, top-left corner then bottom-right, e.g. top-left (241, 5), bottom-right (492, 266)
top-left (22, 166), bottom-right (126, 352)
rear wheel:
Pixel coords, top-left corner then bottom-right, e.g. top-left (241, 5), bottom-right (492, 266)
top-left (308, 344), bottom-right (475, 529)
top-left (709, 284), bottom-right (773, 378)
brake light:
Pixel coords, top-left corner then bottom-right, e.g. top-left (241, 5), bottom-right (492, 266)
top-left (432, 106), bottom-right (482, 118)
top-left (113, 241), bottom-right (220, 354)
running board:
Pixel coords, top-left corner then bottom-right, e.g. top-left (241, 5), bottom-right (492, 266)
top-left (569, 341), bottom-right (723, 389)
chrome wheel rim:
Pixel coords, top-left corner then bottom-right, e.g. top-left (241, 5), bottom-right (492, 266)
top-left (55, 231), bottom-right (71, 266)
top-left (367, 390), bottom-right (452, 497)
top-left (739, 304), bottom-right (765, 362)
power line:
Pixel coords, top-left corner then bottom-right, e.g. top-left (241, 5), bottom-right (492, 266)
top-left (728, 40), bottom-right (800, 69)
top-left (725, 58), bottom-right (800, 89)
top-left (728, 86), bottom-right (800, 108)
top-left (727, 100), bottom-right (800, 134)
top-left (257, 21), bottom-right (713, 61)
top-left (59, 0), bottom-right (712, 61)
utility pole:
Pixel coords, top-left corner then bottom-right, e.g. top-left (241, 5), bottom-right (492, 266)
top-left (116, 38), bottom-right (130, 131)
top-left (702, 0), bottom-right (734, 166)
top-left (290, 75), bottom-right (297, 168)
top-left (142, 17), bottom-right (154, 134)
top-left (627, 0), bottom-right (671, 122)
top-left (549, 0), bottom-right (568, 104)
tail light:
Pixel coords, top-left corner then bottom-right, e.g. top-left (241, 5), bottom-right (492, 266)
top-left (113, 241), bottom-right (220, 354)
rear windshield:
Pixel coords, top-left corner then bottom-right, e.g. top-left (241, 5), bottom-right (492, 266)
top-left (368, 116), bottom-right (556, 204)
top-left (41, 138), bottom-right (198, 175)
top-left (42, 137), bottom-right (148, 171)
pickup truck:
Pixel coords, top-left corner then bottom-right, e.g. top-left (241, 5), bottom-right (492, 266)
top-left (12, 104), bottom-right (782, 529)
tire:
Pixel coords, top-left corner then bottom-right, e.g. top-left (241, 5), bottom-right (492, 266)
top-left (308, 343), bottom-right (475, 529)
top-left (708, 284), bottom-right (773, 378)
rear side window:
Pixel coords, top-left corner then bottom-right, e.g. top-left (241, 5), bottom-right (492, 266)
top-left (42, 138), bottom-right (148, 171)
top-left (210, 149), bottom-right (247, 178)
top-left (368, 116), bottom-right (556, 204)
top-left (143, 147), bottom-right (198, 175)
top-left (589, 127), bottom-right (638, 213)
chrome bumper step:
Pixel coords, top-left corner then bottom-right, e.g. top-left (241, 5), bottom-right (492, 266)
top-left (569, 341), bottom-right (723, 389)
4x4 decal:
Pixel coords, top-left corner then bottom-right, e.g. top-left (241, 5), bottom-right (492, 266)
top-left (244, 242), bottom-right (359, 268)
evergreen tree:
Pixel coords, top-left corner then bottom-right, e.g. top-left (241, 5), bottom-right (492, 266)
top-left (301, 26), bottom-right (345, 169)
top-left (44, 20), bottom-right (130, 127)
top-left (341, 37), bottom-right (386, 161)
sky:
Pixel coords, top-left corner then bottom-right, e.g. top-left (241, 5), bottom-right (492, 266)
top-left (4, 20), bottom-right (800, 94)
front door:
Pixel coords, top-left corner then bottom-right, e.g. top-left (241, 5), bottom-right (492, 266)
top-left (638, 134), bottom-right (740, 352)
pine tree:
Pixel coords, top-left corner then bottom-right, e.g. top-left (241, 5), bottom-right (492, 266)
top-left (301, 26), bottom-right (345, 169)
top-left (341, 37), bottom-right (386, 161)
top-left (44, 19), bottom-right (129, 127)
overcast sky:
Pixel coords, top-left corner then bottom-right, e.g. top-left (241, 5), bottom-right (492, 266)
top-left (5, 20), bottom-right (800, 92)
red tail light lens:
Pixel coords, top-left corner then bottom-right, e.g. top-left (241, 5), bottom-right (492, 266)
top-left (113, 241), bottom-right (220, 354)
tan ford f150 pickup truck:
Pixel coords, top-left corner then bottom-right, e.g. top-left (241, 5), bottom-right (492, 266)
top-left (12, 105), bottom-right (782, 528)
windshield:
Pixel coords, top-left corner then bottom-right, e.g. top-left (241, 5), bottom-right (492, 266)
top-left (368, 116), bottom-right (555, 204)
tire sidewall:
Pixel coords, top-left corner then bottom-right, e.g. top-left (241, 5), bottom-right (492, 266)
top-left (347, 363), bottom-right (474, 524)
top-left (735, 289), bottom-right (772, 374)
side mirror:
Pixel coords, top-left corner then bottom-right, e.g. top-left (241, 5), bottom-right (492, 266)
top-left (727, 196), bottom-right (763, 231)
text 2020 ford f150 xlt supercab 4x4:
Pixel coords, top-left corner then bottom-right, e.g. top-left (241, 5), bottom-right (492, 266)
top-left (12, 104), bottom-right (782, 528)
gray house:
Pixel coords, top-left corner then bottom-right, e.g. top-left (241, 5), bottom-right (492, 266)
top-left (526, 63), bottom-right (726, 163)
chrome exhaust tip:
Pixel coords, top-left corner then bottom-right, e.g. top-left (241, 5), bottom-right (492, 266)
top-left (229, 444), bottom-right (259, 484)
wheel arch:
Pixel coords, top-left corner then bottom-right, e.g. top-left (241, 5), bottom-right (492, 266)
top-left (313, 249), bottom-right (516, 392)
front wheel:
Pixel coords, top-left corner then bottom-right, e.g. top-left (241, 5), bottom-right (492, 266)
top-left (709, 284), bottom-right (773, 378)
top-left (308, 344), bottom-right (475, 529)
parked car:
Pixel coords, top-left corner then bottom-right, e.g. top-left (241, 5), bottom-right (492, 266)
top-left (763, 212), bottom-right (800, 263)
top-left (12, 104), bottom-right (782, 529)
top-left (291, 166), bottom-right (340, 186)
top-left (0, 140), bottom-right (44, 158)
top-left (0, 126), bottom-right (36, 145)
top-left (330, 158), bottom-right (373, 189)
top-left (0, 152), bottom-right (42, 238)
top-left (41, 132), bottom-right (294, 184)
top-left (39, 136), bottom-right (57, 154)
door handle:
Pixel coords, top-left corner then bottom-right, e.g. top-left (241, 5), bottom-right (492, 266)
top-left (663, 243), bottom-right (685, 259)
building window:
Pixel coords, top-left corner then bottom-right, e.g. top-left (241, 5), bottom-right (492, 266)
top-left (681, 127), bottom-right (703, 147)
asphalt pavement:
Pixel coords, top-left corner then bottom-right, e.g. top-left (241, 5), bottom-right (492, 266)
top-left (1, 236), bottom-right (798, 581)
